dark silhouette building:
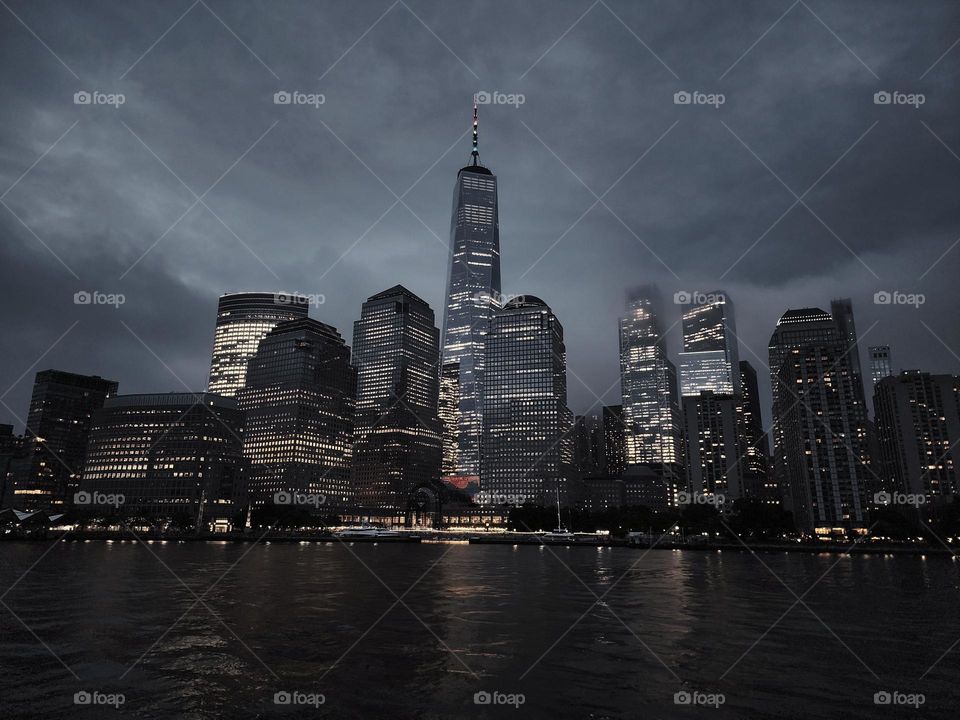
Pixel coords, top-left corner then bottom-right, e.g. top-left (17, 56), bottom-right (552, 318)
top-left (738, 360), bottom-right (772, 502)
top-left (10, 370), bottom-right (117, 511)
top-left (351, 286), bottom-right (443, 522)
top-left (874, 371), bottom-right (960, 516)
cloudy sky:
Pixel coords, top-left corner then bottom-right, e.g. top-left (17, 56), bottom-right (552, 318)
top-left (1, 0), bottom-right (958, 431)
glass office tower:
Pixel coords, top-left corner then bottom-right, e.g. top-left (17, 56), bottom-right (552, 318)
top-left (678, 291), bottom-right (739, 397)
top-left (207, 292), bottom-right (309, 397)
top-left (482, 297), bottom-right (571, 505)
top-left (351, 286), bottom-right (442, 515)
top-left (440, 104), bottom-right (501, 484)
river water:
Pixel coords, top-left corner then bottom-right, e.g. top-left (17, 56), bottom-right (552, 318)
top-left (0, 539), bottom-right (957, 718)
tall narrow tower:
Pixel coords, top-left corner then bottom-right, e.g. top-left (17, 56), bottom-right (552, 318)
top-left (439, 102), bottom-right (501, 485)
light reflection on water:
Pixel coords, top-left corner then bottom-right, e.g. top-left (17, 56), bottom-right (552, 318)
top-left (0, 541), bottom-right (957, 719)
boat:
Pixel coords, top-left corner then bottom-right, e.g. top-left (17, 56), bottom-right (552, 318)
top-left (334, 524), bottom-right (400, 539)
top-left (541, 486), bottom-right (576, 541)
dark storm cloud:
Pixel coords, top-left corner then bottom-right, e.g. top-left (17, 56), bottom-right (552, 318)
top-left (1, 0), bottom-right (958, 429)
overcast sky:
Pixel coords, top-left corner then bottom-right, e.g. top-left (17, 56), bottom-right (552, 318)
top-left (1, 0), bottom-right (958, 432)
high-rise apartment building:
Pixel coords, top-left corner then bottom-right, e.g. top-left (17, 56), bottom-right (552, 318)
top-left (770, 309), bottom-right (870, 532)
top-left (207, 292), bottom-right (309, 397)
top-left (682, 391), bottom-right (744, 500)
top-left (238, 318), bottom-right (356, 511)
top-left (482, 297), bottom-right (572, 505)
top-left (874, 371), bottom-right (960, 512)
top-left (440, 104), bottom-right (501, 484)
top-left (351, 286), bottom-right (442, 518)
top-left (738, 360), bottom-right (772, 501)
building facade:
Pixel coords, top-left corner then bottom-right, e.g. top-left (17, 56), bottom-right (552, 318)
top-left (770, 309), bottom-right (870, 532)
top-left (869, 345), bottom-right (893, 387)
top-left (678, 291), bottom-right (740, 397)
top-left (439, 104), bottom-right (501, 483)
top-left (80, 393), bottom-right (248, 528)
top-left (618, 288), bottom-right (684, 481)
top-left (207, 292), bottom-right (310, 397)
top-left (874, 371), bottom-right (960, 513)
top-left (238, 318), bottom-right (356, 512)
top-left (10, 370), bottom-right (118, 511)
top-left (683, 392), bottom-right (745, 501)
top-left (481, 296), bottom-right (572, 506)
top-left (738, 360), bottom-right (772, 501)
top-left (351, 286), bottom-right (442, 518)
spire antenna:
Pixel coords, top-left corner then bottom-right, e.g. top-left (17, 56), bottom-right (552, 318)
top-left (471, 98), bottom-right (479, 165)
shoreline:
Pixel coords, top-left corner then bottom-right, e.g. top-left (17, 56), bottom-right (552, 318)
top-left (0, 531), bottom-right (955, 556)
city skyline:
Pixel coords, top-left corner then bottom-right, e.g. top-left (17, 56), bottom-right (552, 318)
top-left (1, 0), bottom-right (959, 436)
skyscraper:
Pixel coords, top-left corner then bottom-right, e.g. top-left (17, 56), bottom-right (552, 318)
top-left (440, 103), bottom-right (501, 485)
top-left (602, 405), bottom-right (626, 478)
top-left (10, 370), bottom-right (118, 510)
top-left (238, 318), bottom-right (356, 511)
top-left (869, 345), bottom-right (893, 387)
top-left (80, 393), bottom-right (248, 529)
top-left (574, 413), bottom-right (605, 477)
top-left (682, 391), bottom-right (744, 500)
top-left (351, 286), bottom-right (442, 519)
top-left (482, 296), bottom-right (571, 506)
top-left (207, 292), bottom-right (310, 397)
top-left (874, 371), bottom-right (960, 513)
top-left (769, 309), bottom-right (870, 532)
top-left (831, 297), bottom-right (865, 399)
top-left (738, 360), bottom-right (772, 501)
top-left (618, 287), bottom-right (683, 469)
top-left (678, 291), bottom-right (740, 396)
